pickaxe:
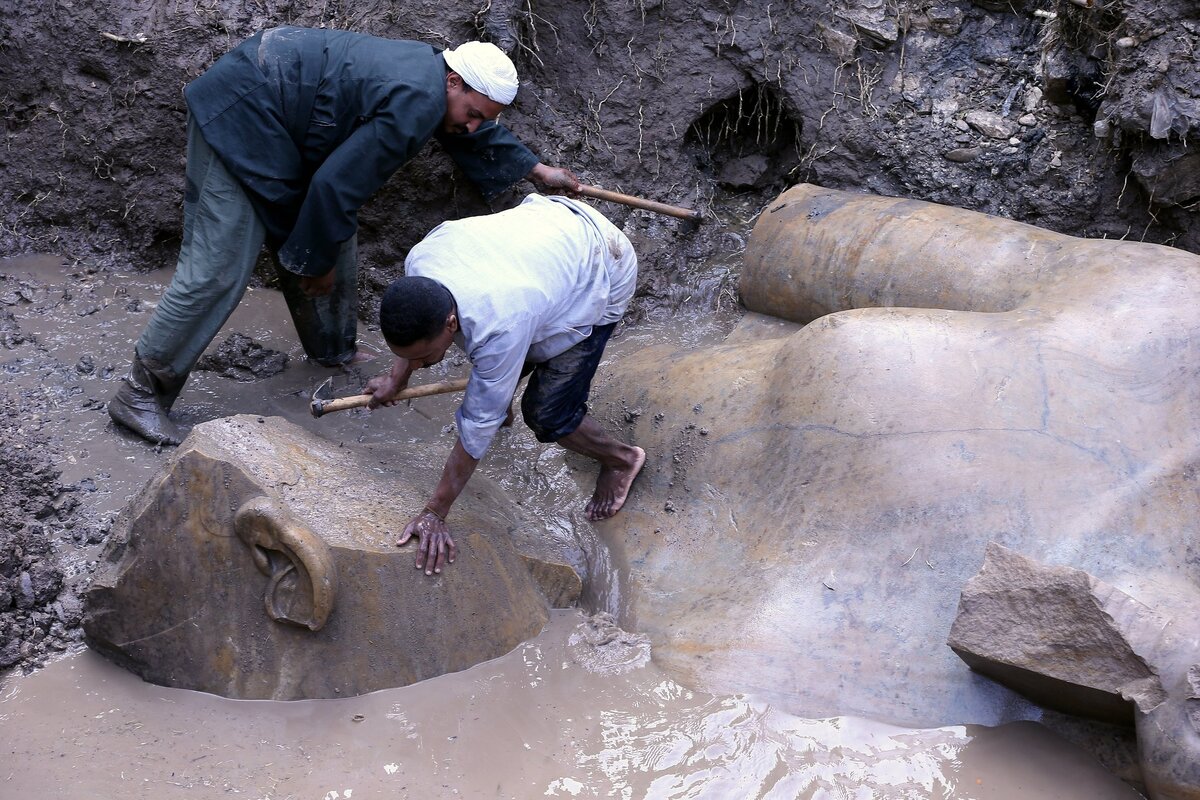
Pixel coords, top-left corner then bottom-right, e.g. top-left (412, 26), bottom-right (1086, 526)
top-left (310, 375), bottom-right (469, 418)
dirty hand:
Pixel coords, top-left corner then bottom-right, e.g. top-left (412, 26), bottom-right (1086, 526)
top-left (397, 508), bottom-right (457, 576)
top-left (365, 372), bottom-right (409, 409)
top-left (527, 163), bottom-right (582, 196)
top-left (299, 268), bottom-right (336, 298)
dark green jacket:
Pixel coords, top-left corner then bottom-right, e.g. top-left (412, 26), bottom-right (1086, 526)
top-left (184, 26), bottom-right (539, 276)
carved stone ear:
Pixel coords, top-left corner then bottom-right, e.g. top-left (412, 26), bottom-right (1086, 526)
top-left (234, 495), bottom-right (337, 632)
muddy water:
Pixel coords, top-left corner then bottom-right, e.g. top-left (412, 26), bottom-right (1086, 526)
top-left (1, 612), bottom-right (1141, 799)
top-left (0, 256), bottom-right (1142, 797)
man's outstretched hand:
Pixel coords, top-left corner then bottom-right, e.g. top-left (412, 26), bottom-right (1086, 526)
top-left (299, 268), bottom-right (336, 298)
top-left (527, 163), bottom-right (582, 196)
top-left (397, 508), bottom-right (457, 576)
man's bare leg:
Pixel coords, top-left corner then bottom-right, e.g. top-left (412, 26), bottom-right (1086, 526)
top-left (556, 415), bottom-right (646, 520)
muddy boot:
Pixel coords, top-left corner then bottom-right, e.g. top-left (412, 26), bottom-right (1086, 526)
top-left (108, 354), bottom-right (187, 446)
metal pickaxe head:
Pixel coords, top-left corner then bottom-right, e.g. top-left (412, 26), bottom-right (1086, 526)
top-left (313, 377), bottom-right (335, 403)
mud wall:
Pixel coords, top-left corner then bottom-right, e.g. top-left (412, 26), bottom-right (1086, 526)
top-left (1, 0), bottom-right (1197, 304)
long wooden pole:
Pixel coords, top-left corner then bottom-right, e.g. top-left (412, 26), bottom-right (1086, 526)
top-left (577, 184), bottom-right (703, 221)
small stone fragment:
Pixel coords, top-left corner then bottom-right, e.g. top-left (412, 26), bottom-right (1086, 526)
top-left (945, 148), bottom-right (981, 163)
top-left (965, 110), bottom-right (1016, 139)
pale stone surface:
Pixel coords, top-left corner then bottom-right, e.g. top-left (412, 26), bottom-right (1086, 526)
top-left (817, 22), bottom-right (857, 61)
top-left (1138, 666), bottom-right (1200, 800)
top-left (591, 184), bottom-right (1200, 735)
top-left (521, 555), bottom-right (583, 608)
top-left (927, 5), bottom-right (964, 36)
top-left (835, 7), bottom-right (899, 46)
top-left (945, 147), bottom-right (981, 162)
top-left (83, 415), bottom-right (573, 700)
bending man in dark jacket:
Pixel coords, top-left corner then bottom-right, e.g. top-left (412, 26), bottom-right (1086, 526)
top-left (109, 26), bottom-right (580, 445)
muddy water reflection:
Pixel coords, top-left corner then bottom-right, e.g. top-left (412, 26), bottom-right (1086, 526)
top-left (0, 256), bottom-right (1139, 797)
top-left (1, 612), bottom-right (1137, 799)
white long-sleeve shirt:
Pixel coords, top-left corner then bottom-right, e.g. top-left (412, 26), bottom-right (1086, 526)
top-left (405, 194), bottom-right (637, 458)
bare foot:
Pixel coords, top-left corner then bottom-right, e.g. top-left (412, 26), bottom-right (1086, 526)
top-left (346, 349), bottom-right (375, 365)
top-left (501, 401), bottom-right (515, 428)
top-left (586, 446), bottom-right (646, 521)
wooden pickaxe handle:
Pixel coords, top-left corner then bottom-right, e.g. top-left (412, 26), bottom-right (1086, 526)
top-left (311, 377), bottom-right (470, 418)
top-left (577, 184), bottom-right (703, 221)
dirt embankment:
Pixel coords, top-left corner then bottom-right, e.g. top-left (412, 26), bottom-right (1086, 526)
top-left (1, 1), bottom-right (1196, 284)
top-left (0, 0), bottom-right (1197, 672)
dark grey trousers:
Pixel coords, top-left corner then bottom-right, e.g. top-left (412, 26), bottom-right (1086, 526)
top-left (136, 118), bottom-right (358, 376)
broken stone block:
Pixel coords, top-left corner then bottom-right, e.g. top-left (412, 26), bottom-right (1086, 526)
top-left (944, 147), bottom-right (981, 163)
top-left (949, 543), bottom-right (1167, 723)
top-left (817, 22), bottom-right (857, 61)
top-left (927, 6), bottom-right (964, 36)
top-left (835, 8), bottom-right (899, 47)
top-left (1138, 665), bottom-right (1200, 800)
top-left (84, 415), bottom-right (569, 700)
top-left (949, 543), bottom-right (1200, 798)
top-left (520, 555), bottom-right (582, 608)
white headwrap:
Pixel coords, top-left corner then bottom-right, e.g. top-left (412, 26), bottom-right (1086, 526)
top-left (443, 41), bottom-right (519, 106)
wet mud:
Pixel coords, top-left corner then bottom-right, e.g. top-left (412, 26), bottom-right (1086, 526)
top-left (195, 332), bottom-right (289, 382)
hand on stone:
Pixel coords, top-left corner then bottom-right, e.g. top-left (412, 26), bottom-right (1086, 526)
top-left (397, 509), bottom-right (457, 576)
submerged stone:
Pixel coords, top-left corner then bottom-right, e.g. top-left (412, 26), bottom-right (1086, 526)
top-left (83, 415), bottom-right (573, 700)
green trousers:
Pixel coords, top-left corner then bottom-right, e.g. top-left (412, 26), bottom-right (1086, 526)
top-left (136, 118), bottom-right (358, 377)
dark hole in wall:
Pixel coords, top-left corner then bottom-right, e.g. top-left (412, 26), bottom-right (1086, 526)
top-left (1040, 3), bottom-right (1125, 124)
top-left (685, 83), bottom-right (803, 192)
top-left (1065, 72), bottom-right (1104, 121)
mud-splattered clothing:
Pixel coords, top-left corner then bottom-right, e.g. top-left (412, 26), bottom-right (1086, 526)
top-left (405, 194), bottom-right (638, 459)
top-left (184, 26), bottom-right (538, 277)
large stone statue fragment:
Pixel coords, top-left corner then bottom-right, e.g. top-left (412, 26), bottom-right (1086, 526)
top-left (84, 415), bottom-right (570, 700)
top-left (589, 183), bottom-right (1200, 734)
top-left (949, 543), bottom-right (1200, 800)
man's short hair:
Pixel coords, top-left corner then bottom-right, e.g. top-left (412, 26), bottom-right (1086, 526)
top-left (380, 277), bottom-right (454, 346)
